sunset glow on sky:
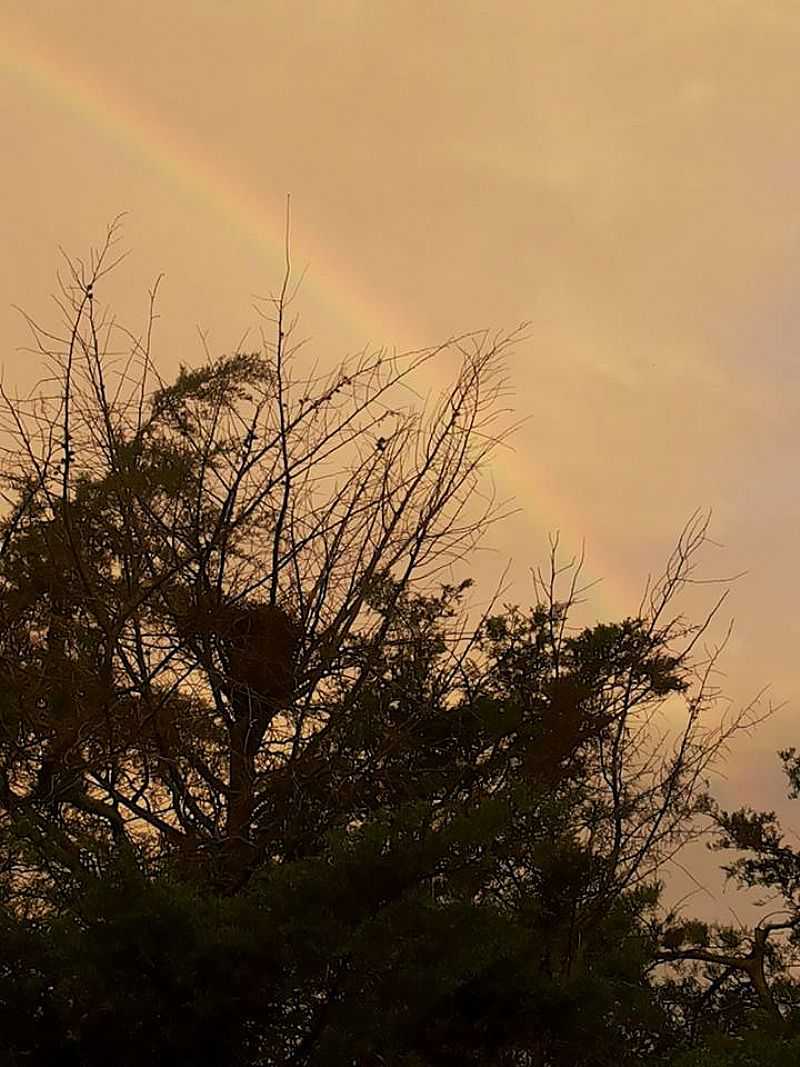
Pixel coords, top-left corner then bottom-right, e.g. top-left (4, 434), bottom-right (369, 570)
top-left (3, 1), bottom-right (800, 922)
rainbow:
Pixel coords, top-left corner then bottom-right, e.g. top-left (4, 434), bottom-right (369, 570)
top-left (2, 17), bottom-right (646, 619)
top-left (0, 16), bottom-right (407, 349)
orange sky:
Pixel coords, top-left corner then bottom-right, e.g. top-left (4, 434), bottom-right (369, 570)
top-left (3, 1), bottom-right (800, 923)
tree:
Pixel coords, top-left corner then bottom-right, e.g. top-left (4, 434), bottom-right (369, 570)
top-left (0, 225), bottom-right (761, 1064)
top-left (0, 220), bottom-right (521, 897)
top-left (648, 752), bottom-right (800, 1057)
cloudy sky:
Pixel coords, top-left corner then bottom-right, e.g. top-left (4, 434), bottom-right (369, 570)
top-left (3, 1), bottom-right (799, 921)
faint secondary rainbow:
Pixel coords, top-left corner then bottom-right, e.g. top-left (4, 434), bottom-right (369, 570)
top-left (1, 21), bottom-right (638, 619)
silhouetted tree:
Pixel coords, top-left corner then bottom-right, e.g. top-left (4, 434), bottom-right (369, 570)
top-left (649, 752), bottom-right (800, 1060)
top-left (0, 226), bottom-right (762, 1065)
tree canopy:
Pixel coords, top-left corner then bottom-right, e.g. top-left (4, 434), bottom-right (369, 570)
top-left (0, 226), bottom-right (794, 1065)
